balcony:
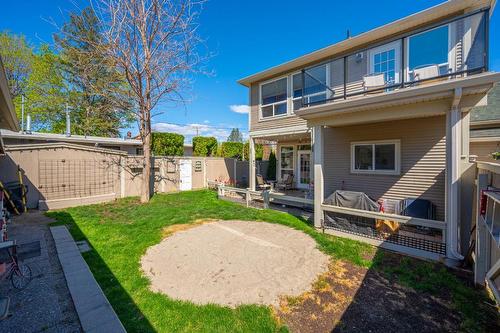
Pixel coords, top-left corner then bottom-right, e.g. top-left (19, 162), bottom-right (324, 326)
top-left (296, 9), bottom-right (489, 109)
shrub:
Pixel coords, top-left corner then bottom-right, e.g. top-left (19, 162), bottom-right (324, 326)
top-left (220, 142), bottom-right (244, 159)
top-left (151, 132), bottom-right (184, 156)
top-left (192, 136), bottom-right (218, 156)
top-left (267, 151), bottom-right (277, 180)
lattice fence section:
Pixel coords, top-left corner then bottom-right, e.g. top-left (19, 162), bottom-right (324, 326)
top-left (324, 211), bottom-right (446, 255)
top-left (39, 159), bottom-right (116, 200)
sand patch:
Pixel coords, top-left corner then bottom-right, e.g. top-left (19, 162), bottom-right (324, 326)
top-left (141, 220), bottom-right (330, 307)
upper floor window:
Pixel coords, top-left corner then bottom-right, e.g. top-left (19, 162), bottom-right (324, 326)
top-left (261, 78), bottom-right (288, 118)
top-left (407, 25), bottom-right (450, 80)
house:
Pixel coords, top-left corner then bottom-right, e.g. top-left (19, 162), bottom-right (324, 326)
top-left (469, 83), bottom-right (500, 161)
top-left (0, 129), bottom-right (143, 155)
top-left (240, 0), bottom-right (500, 260)
top-left (0, 57), bottom-right (19, 151)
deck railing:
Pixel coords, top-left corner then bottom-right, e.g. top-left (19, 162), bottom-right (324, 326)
top-left (298, 9), bottom-right (489, 108)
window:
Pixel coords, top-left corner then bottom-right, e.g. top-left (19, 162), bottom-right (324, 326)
top-left (351, 141), bottom-right (400, 175)
top-left (408, 25), bottom-right (449, 79)
top-left (261, 77), bottom-right (288, 118)
top-left (293, 64), bottom-right (328, 110)
top-left (280, 146), bottom-right (294, 179)
top-left (369, 41), bottom-right (401, 85)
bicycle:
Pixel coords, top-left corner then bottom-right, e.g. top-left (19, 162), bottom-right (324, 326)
top-left (0, 241), bottom-right (32, 290)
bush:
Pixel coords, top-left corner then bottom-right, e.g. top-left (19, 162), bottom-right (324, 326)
top-left (243, 142), bottom-right (263, 161)
top-left (220, 142), bottom-right (244, 159)
top-left (267, 151), bottom-right (277, 180)
top-left (192, 136), bottom-right (218, 157)
top-left (151, 132), bottom-right (184, 156)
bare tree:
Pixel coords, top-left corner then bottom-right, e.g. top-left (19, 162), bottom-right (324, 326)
top-left (66, 0), bottom-right (206, 202)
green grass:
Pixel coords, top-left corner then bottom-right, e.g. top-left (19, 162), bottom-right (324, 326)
top-left (47, 190), bottom-right (497, 332)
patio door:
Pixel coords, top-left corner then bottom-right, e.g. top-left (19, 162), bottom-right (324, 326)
top-left (297, 151), bottom-right (311, 189)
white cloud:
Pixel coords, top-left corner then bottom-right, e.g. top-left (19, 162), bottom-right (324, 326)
top-left (229, 104), bottom-right (250, 114)
top-left (152, 122), bottom-right (247, 143)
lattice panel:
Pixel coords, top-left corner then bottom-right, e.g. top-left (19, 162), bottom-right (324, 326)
top-left (324, 212), bottom-right (446, 255)
top-left (39, 159), bottom-right (115, 200)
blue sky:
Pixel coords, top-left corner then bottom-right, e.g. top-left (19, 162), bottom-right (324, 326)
top-left (1, 0), bottom-right (499, 142)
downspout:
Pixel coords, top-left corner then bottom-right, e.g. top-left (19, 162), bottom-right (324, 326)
top-left (447, 87), bottom-right (464, 261)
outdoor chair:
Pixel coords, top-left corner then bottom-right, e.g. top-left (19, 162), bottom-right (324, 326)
top-left (412, 64), bottom-right (441, 84)
top-left (256, 174), bottom-right (271, 190)
top-left (362, 73), bottom-right (386, 94)
top-left (275, 174), bottom-right (294, 192)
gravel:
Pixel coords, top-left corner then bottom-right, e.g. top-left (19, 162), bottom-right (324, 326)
top-left (0, 211), bottom-right (82, 333)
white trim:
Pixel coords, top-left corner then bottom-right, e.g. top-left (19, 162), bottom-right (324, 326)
top-left (350, 139), bottom-right (401, 175)
top-left (249, 124), bottom-right (309, 138)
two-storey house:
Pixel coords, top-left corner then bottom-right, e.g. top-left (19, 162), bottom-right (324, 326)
top-left (239, 0), bottom-right (500, 261)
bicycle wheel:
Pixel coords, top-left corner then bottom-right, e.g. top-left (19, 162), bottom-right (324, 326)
top-left (11, 263), bottom-right (32, 290)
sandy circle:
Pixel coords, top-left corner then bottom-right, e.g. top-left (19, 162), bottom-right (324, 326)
top-left (141, 220), bottom-right (330, 307)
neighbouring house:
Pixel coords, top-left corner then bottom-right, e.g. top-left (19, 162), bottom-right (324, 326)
top-left (0, 129), bottom-right (143, 155)
top-left (240, 0), bottom-right (500, 261)
top-left (0, 57), bottom-right (19, 150)
top-left (469, 83), bottom-right (500, 161)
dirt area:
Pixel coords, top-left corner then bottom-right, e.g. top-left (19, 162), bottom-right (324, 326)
top-left (141, 220), bottom-right (330, 307)
top-left (0, 211), bottom-right (81, 333)
top-left (276, 253), bottom-right (494, 333)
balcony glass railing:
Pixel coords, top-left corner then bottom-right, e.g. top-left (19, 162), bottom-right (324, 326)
top-left (299, 9), bottom-right (489, 108)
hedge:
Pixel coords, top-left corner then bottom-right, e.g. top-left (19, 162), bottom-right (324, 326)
top-left (243, 142), bottom-right (263, 161)
top-left (192, 136), bottom-right (218, 157)
top-left (220, 142), bottom-right (244, 159)
top-left (151, 132), bottom-right (184, 156)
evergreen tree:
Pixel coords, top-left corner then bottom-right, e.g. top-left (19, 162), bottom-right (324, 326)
top-left (227, 128), bottom-right (243, 142)
top-left (54, 7), bottom-right (133, 137)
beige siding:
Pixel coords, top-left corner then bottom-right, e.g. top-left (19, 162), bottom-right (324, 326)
top-left (249, 83), bottom-right (307, 132)
top-left (323, 115), bottom-right (446, 220)
top-left (470, 141), bottom-right (500, 162)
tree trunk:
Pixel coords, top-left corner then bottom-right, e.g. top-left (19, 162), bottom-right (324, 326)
top-left (141, 109), bottom-right (152, 203)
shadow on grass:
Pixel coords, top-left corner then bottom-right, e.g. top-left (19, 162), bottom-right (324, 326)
top-left (48, 211), bottom-right (156, 332)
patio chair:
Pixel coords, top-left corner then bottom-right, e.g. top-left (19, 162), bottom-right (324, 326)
top-left (412, 64), bottom-right (440, 84)
top-left (275, 174), bottom-right (294, 192)
top-left (256, 174), bottom-right (271, 190)
top-left (363, 73), bottom-right (386, 94)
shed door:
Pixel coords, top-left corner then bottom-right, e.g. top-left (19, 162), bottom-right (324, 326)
top-left (179, 159), bottom-right (192, 191)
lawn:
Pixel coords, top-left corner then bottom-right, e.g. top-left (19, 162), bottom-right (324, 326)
top-left (47, 190), bottom-right (499, 332)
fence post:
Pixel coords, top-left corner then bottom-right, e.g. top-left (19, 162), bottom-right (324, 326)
top-left (246, 190), bottom-right (251, 208)
top-left (262, 190), bottom-right (270, 209)
top-left (120, 156), bottom-right (126, 198)
top-left (475, 173), bottom-right (489, 285)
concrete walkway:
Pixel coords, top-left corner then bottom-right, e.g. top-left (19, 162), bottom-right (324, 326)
top-left (50, 226), bottom-right (125, 333)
